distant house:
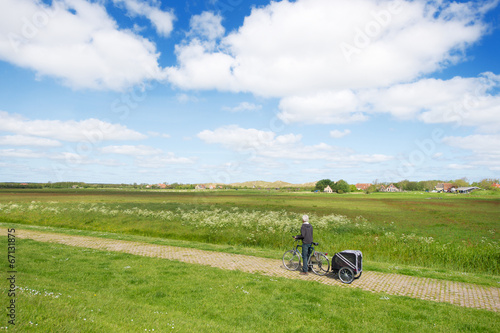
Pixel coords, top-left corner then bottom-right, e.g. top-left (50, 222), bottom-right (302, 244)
top-left (380, 184), bottom-right (401, 192)
top-left (195, 184), bottom-right (206, 190)
top-left (157, 183), bottom-right (167, 189)
top-left (355, 183), bottom-right (372, 191)
top-left (492, 183), bottom-right (500, 189)
top-left (451, 187), bottom-right (480, 194)
top-left (324, 185), bottom-right (333, 193)
top-left (435, 183), bottom-right (455, 192)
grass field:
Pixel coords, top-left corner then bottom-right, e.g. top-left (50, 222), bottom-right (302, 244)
top-left (2, 237), bottom-right (499, 332)
top-left (0, 189), bottom-right (498, 275)
top-left (1, 188), bottom-right (499, 331)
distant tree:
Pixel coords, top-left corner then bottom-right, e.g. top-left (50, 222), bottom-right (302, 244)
top-left (406, 181), bottom-right (423, 191)
top-left (420, 180), bottom-right (439, 191)
top-left (397, 179), bottom-right (410, 190)
top-left (365, 185), bottom-right (377, 194)
top-left (477, 178), bottom-right (500, 190)
top-left (453, 177), bottom-right (470, 188)
top-left (315, 179), bottom-right (334, 191)
top-left (334, 179), bottom-right (350, 193)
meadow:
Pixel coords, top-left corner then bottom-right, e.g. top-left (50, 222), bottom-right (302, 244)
top-left (2, 237), bottom-right (499, 332)
top-left (0, 188), bottom-right (498, 276)
top-left (1, 188), bottom-right (499, 331)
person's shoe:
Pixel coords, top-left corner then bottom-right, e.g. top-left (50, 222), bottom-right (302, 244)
top-left (300, 272), bottom-right (308, 275)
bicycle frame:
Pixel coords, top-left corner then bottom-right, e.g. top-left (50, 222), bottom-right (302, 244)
top-left (292, 241), bottom-right (323, 268)
top-left (283, 238), bottom-right (330, 275)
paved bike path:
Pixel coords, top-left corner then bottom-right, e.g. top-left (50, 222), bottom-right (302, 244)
top-left (10, 228), bottom-right (500, 312)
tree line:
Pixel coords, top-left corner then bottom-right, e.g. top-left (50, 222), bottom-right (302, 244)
top-left (1, 178), bottom-right (498, 192)
top-left (314, 178), bottom-right (500, 193)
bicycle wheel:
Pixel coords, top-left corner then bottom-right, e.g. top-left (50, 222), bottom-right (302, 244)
top-left (282, 250), bottom-right (301, 271)
top-left (338, 267), bottom-right (354, 284)
top-left (309, 253), bottom-right (330, 276)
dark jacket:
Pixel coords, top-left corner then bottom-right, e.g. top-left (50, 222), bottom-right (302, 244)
top-left (296, 223), bottom-right (313, 244)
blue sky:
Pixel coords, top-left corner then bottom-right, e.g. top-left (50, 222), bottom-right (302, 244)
top-left (0, 0), bottom-right (499, 185)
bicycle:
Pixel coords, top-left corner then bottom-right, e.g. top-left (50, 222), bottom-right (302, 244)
top-left (282, 238), bottom-right (330, 276)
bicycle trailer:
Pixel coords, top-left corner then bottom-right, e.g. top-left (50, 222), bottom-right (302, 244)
top-left (331, 250), bottom-right (363, 284)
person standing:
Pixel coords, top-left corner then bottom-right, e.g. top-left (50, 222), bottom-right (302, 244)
top-left (294, 215), bottom-right (313, 275)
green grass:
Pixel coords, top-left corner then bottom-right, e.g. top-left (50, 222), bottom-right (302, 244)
top-left (0, 189), bottom-right (498, 275)
top-left (3, 223), bottom-right (499, 288)
top-left (2, 237), bottom-right (499, 332)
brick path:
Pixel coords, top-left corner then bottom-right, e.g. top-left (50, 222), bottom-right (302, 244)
top-left (12, 229), bottom-right (500, 312)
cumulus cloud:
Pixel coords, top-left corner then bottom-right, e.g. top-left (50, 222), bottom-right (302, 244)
top-left (189, 12), bottom-right (225, 40)
top-left (0, 0), bottom-right (167, 91)
top-left (362, 73), bottom-right (500, 131)
top-left (278, 90), bottom-right (365, 124)
top-left (165, 0), bottom-right (499, 131)
top-left (197, 125), bottom-right (302, 154)
top-left (167, 0), bottom-right (490, 96)
top-left (112, 0), bottom-right (175, 37)
top-left (0, 111), bottom-right (146, 142)
top-left (197, 125), bottom-right (391, 162)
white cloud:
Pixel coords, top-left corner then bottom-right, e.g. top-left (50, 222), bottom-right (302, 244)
top-left (197, 125), bottom-right (391, 162)
top-left (0, 111), bottom-right (146, 142)
top-left (165, 0), bottom-right (500, 131)
top-left (100, 145), bottom-right (162, 156)
top-left (222, 102), bottom-right (261, 112)
top-left (0, 0), bottom-right (167, 91)
top-left (329, 129), bottom-right (351, 138)
top-left (278, 90), bottom-right (365, 124)
top-left (0, 135), bottom-right (61, 147)
top-left (189, 12), bottom-right (225, 40)
top-left (197, 125), bottom-right (304, 155)
top-left (167, 0), bottom-right (490, 97)
top-left (362, 73), bottom-right (500, 131)
top-left (112, 0), bottom-right (175, 37)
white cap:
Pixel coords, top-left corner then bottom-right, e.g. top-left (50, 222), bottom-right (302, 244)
top-left (302, 215), bottom-right (309, 222)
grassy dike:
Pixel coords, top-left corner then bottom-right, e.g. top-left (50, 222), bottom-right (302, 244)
top-left (2, 236), bottom-right (499, 332)
top-left (3, 223), bottom-right (499, 288)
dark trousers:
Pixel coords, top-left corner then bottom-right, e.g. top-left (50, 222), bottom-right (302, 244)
top-left (302, 243), bottom-right (312, 273)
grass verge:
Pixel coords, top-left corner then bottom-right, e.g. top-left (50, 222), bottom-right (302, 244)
top-left (2, 223), bottom-right (499, 288)
top-left (1, 237), bottom-right (499, 332)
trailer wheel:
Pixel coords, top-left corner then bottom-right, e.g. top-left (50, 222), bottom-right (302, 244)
top-left (338, 267), bottom-right (354, 284)
top-left (354, 272), bottom-right (362, 280)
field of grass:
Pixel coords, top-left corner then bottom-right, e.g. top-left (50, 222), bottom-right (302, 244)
top-left (0, 189), bottom-right (498, 275)
top-left (2, 237), bottom-right (499, 332)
